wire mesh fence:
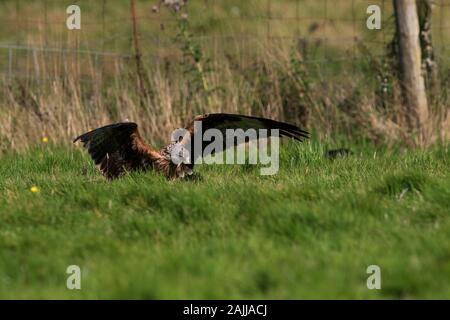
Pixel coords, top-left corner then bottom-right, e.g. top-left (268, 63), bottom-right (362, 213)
top-left (0, 0), bottom-right (449, 83)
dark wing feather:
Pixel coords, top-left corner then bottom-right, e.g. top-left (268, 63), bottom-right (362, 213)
top-left (73, 122), bottom-right (159, 179)
top-left (181, 113), bottom-right (308, 151)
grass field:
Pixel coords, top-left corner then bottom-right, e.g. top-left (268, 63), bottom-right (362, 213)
top-left (0, 141), bottom-right (449, 299)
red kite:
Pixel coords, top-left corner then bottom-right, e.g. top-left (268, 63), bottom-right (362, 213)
top-left (73, 113), bottom-right (309, 180)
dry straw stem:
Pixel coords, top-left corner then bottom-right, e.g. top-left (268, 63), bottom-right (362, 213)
top-left (0, 36), bottom-right (449, 153)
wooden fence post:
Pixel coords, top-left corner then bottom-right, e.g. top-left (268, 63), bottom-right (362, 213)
top-left (394, 0), bottom-right (429, 144)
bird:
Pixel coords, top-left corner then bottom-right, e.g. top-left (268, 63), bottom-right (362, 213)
top-left (73, 113), bottom-right (309, 180)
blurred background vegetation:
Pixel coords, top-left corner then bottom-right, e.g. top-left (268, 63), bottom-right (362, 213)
top-left (0, 0), bottom-right (449, 152)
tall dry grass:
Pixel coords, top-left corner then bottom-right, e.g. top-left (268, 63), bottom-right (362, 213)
top-left (0, 36), bottom-right (449, 153)
top-left (1, 0), bottom-right (449, 153)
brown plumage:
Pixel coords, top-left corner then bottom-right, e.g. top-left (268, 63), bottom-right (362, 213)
top-left (73, 113), bottom-right (309, 180)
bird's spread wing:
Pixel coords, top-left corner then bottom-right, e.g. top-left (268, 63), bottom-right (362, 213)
top-left (181, 113), bottom-right (309, 156)
top-left (73, 122), bottom-right (159, 179)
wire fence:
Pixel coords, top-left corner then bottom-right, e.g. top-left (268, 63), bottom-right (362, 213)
top-left (0, 0), bottom-right (449, 83)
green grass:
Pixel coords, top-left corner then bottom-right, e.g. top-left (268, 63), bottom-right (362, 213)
top-left (0, 142), bottom-right (449, 299)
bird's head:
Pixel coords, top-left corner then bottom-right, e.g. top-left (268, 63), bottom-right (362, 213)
top-left (169, 143), bottom-right (191, 166)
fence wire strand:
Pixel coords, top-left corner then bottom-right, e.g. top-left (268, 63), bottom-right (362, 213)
top-left (0, 0), bottom-right (449, 82)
